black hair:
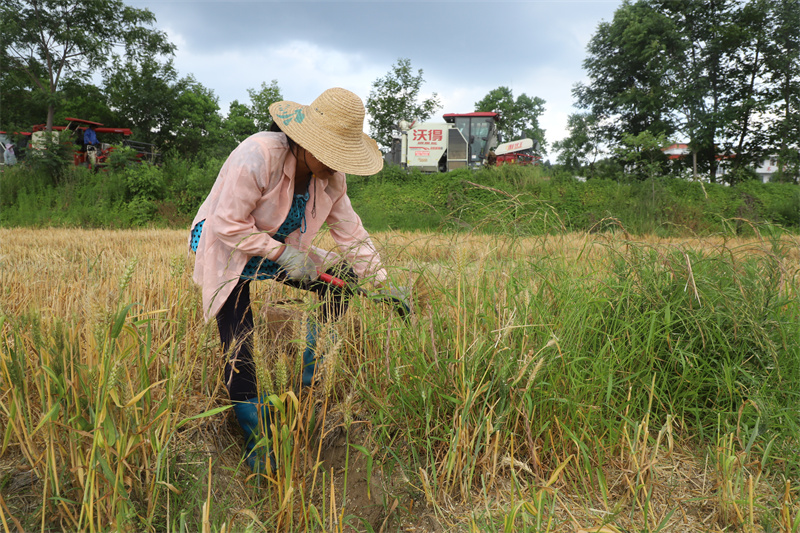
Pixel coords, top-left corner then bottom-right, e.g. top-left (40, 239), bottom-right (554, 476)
top-left (269, 121), bottom-right (294, 147)
top-left (270, 120), bottom-right (300, 155)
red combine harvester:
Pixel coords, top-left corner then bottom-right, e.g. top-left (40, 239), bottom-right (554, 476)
top-left (30, 117), bottom-right (159, 168)
top-left (388, 112), bottom-right (500, 172)
top-left (387, 111), bottom-right (538, 172)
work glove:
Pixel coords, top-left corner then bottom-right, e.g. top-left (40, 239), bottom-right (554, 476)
top-left (275, 245), bottom-right (319, 282)
top-left (376, 283), bottom-right (412, 318)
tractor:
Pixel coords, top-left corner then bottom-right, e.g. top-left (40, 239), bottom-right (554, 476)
top-left (29, 117), bottom-right (159, 169)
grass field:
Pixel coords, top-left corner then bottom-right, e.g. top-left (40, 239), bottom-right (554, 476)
top-left (1, 227), bottom-right (798, 532)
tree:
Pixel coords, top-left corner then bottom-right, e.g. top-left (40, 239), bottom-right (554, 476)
top-left (721, 0), bottom-right (771, 180)
top-left (57, 78), bottom-right (118, 126)
top-left (657, 0), bottom-right (742, 183)
top-left (247, 80), bottom-right (283, 132)
top-left (365, 58), bottom-right (441, 149)
top-left (574, 1), bottom-right (682, 144)
top-left (167, 76), bottom-right (223, 159)
top-left (221, 100), bottom-right (258, 151)
top-left (1, 0), bottom-right (174, 131)
top-left (553, 113), bottom-right (602, 173)
top-left (613, 130), bottom-right (670, 181)
top-left (474, 86), bottom-right (547, 151)
top-left (577, 0), bottom-right (794, 184)
top-left (762, 0), bottom-right (800, 183)
top-left (103, 57), bottom-right (179, 145)
top-left (0, 53), bottom-right (46, 130)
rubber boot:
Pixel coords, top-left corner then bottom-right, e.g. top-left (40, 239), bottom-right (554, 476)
top-left (301, 318), bottom-right (319, 387)
top-left (232, 397), bottom-right (276, 473)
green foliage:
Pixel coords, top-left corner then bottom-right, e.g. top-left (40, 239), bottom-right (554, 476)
top-left (348, 166), bottom-right (800, 236)
top-left (365, 58), bottom-right (441, 149)
top-left (126, 195), bottom-right (158, 225)
top-left (771, 147), bottom-right (800, 184)
top-left (574, 0), bottom-right (681, 142)
top-left (221, 100), bottom-right (257, 150)
top-left (123, 163), bottom-right (165, 200)
top-left (105, 146), bottom-right (141, 171)
top-left (167, 76), bottom-right (223, 158)
top-left (2, 160), bottom-right (798, 234)
top-left (553, 112), bottom-right (602, 171)
top-left (57, 77), bottom-right (119, 126)
top-left (217, 79), bottom-right (283, 152)
top-left (103, 56), bottom-right (179, 145)
top-left (22, 134), bottom-right (74, 184)
top-left (762, 0), bottom-right (800, 181)
top-left (2, 0), bottom-right (174, 128)
top-left (613, 130), bottom-right (671, 180)
top-left (247, 79), bottom-right (283, 131)
top-left (0, 58), bottom-right (47, 129)
top-left (164, 155), bottom-right (224, 214)
top-left (0, 163), bottom-right (58, 206)
top-left (577, 0), bottom-right (800, 183)
top-left (475, 86), bottom-right (547, 151)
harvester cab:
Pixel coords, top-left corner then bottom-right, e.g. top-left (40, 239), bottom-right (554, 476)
top-left (444, 112), bottom-right (499, 167)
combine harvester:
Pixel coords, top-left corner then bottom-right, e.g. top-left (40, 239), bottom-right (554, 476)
top-left (386, 111), bottom-right (538, 172)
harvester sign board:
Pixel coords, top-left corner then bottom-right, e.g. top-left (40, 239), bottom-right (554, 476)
top-left (407, 128), bottom-right (445, 167)
top-left (494, 138), bottom-right (535, 156)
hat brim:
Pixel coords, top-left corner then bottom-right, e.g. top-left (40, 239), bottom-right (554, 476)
top-left (269, 100), bottom-right (383, 176)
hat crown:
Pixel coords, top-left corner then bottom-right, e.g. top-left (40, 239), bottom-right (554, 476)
top-left (268, 87), bottom-right (383, 175)
top-left (309, 88), bottom-right (365, 139)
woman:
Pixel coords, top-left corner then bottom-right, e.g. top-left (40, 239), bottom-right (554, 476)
top-left (190, 87), bottom-right (407, 472)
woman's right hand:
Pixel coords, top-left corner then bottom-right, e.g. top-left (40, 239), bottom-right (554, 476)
top-left (275, 245), bottom-right (320, 282)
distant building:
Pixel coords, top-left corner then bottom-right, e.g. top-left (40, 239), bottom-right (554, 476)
top-left (662, 143), bottom-right (782, 182)
top-left (754, 156), bottom-right (780, 183)
top-left (662, 143), bottom-right (690, 161)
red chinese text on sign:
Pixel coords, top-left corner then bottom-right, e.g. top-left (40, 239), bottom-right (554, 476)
top-left (413, 129), bottom-right (443, 142)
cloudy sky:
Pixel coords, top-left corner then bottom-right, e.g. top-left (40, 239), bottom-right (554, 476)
top-left (129, 0), bottom-right (622, 157)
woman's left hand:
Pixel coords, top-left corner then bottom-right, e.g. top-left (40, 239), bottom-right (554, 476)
top-left (275, 245), bottom-right (320, 282)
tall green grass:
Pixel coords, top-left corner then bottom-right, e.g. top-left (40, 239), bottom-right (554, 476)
top-left (3, 160), bottom-right (799, 234)
top-left (353, 230), bottom-right (800, 530)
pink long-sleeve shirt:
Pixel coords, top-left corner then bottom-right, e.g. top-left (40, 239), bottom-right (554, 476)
top-left (190, 132), bottom-right (388, 321)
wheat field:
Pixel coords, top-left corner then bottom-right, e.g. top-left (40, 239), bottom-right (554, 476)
top-left (1, 227), bottom-right (798, 532)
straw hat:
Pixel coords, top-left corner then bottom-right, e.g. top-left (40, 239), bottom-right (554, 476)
top-left (269, 88), bottom-right (383, 176)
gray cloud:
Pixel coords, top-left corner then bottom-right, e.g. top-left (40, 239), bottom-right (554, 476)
top-left (128, 0), bottom-right (620, 148)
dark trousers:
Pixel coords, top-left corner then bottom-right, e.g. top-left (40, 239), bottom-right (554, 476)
top-left (216, 265), bottom-right (357, 401)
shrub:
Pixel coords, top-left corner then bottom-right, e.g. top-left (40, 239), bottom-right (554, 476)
top-left (122, 163), bottom-right (165, 201)
top-left (105, 146), bottom-right (141, 171)
top-left (1, 164), bottom-right (52, 206)
top-left (21, 135), bottom-right (74, 185)
top-left (127, 196), bottom-right (158, 225)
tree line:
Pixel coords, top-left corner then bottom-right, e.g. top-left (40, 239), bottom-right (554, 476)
top-left (2, 0), bottom-right (797, 185)
top-left (556, 0), bottom-right (800, 184)
top-left (0, 0), bottom-right (287, 159)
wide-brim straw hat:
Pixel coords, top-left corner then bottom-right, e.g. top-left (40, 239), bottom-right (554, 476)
top-left (269, 88), bottom-right (383, 176)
